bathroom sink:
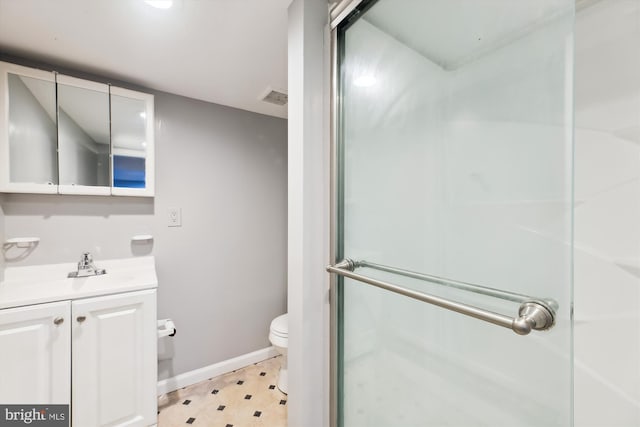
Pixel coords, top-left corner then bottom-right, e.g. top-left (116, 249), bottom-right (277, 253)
top-left (0, 256), bottom-right (158, 309)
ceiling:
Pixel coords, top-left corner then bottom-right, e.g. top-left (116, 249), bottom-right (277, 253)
top-left (0, 0), bottom-right (293, 119)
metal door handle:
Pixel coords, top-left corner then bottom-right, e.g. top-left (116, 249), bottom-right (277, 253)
top-left (77, 315), bottom-right (87, 323)
top-left (327, 259), bottom-right (556, 336)
top-left (53, 317), bottom-right (64, 325)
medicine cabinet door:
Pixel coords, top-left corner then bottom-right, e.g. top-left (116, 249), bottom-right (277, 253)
top-left (110, 87), bottom-right (154, 197)
top-left (0, 61), bottom-right (58, 193)
top-left (57, 74), bottom-right (111, 195)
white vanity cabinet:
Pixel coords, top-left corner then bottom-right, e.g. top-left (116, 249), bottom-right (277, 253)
top-left (0, 256), bottom-right (158, 427)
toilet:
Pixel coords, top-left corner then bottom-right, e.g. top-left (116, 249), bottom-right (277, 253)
top-left (269, 313), bottom-right (288, 394)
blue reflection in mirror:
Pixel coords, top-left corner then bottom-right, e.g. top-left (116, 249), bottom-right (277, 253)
top-left (113, 155), bottom-right (145, 188)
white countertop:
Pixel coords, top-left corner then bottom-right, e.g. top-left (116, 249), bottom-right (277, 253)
top-left (0, 256), bottom-right (158, 309)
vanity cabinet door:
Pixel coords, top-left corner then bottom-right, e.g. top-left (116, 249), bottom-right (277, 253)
top-left (56, 74), bottom-right (111, 195)
top-left (0, 301), bottom-right (71, 406)
top-left (110, 87), bottom-right (154, 197)
top-left (72, 289), bottom-right (157, 427)
top-left (0, 61), bottom-right (58, 194)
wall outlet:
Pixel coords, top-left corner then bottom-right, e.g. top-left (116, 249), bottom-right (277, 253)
top-left (168, 207), bottom-right (182, 227)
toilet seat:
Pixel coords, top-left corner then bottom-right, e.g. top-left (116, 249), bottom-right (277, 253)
top-left (270, 314), bottom-right (288, 336)
top-left (269, 314), bottom-right (288, 348)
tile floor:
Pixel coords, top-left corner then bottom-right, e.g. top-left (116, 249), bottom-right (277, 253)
top-left (158, 356), bottom-right (287, 427)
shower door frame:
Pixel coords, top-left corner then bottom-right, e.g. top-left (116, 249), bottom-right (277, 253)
top-left (328, 2), bottom-right (367, 427)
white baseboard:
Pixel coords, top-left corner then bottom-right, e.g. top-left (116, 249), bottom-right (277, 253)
top-left (157, 346), bottom-right (279, 395)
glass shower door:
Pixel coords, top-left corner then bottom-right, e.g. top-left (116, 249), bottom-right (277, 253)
top-left (331, 1), bottom-right (574, 426)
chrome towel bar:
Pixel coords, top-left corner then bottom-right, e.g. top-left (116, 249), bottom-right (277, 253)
top-left (357, 259), bottom-right (557, 307)
top-left (327, 259), bottom-right (556, 336)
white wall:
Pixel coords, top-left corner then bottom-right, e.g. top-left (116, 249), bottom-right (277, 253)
top-left (287, 0), bottom-right (330, 426)
top-left (0, 63), bottom-right (288, 381)
top-left (574, 1), bottom-right (640, 426)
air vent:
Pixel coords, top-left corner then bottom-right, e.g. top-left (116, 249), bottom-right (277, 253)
top-left (261, 88), bottom-right (288, 106)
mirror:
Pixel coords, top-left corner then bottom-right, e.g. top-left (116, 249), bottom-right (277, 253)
top-left (110, 87), bottom-right (152, 193)
top-left (57, 75), bottom-right (110, 193)
top-left (7, 72), bottom-right (57, 186)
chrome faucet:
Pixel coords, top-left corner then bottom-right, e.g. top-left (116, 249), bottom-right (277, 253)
top-left (68, 252), bottom-right (107, 278)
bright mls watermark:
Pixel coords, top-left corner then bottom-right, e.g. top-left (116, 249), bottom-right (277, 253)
top-left (0, 405), bottom-right (68, 426)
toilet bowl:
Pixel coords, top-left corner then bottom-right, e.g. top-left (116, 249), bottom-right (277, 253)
top-left (269, 313), bottom-right (288, 394)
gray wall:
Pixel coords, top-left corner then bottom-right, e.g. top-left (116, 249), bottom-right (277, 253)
top-left (1, 90), bottom-right (287, 380)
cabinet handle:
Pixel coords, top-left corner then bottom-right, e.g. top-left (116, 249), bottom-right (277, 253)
top-left (77, 315), bottom-right (87, 323)
top-left (53, 317), bottom-right (64, 325)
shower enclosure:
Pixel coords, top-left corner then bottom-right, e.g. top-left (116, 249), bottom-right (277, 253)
top-left (329, 0), bottom-right (575, 426)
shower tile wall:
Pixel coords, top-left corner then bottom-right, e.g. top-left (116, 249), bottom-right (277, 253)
top-left (574, 2), bottom-right (640, 426)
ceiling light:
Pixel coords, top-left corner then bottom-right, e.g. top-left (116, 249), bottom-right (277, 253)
top-left (139, 112), bottom-right (146, 119)
top-left (353, 74), bottom-right (376, 88)
top-left (144, 0), bottom-right (173, 9)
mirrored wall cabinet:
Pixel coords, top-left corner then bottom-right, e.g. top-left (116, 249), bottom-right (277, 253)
top-left (0, 61), bottom-right (154, 197)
